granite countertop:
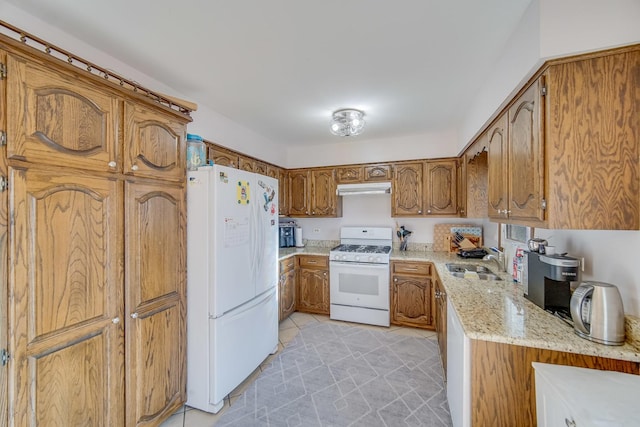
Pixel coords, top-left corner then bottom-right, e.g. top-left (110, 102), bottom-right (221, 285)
top-left (279, 246), bottom-right (640, 363)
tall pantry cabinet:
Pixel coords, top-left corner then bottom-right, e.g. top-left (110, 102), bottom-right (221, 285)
top-left (1, 39), bottom-right (190, 426)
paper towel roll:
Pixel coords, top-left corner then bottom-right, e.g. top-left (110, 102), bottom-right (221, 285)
top-left (295, 227), bottom-right (304, 247)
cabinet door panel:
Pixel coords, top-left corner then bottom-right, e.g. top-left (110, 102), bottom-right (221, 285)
top-left (7, 53), bottom-right (120, 172)
top-left (310, 169), bottom-right (337, 216)
top-left (279, 269), bottom-right (296, 321)
top-left (288, 170), bottom-right (310, 216)
top-left (124, 102), bottom-right (186, 182)
top-left (364, 164), bottom-right (392, 181)
top-left (336, 166), bottom-right (363, 183)
top-left (297, 268), bottom-right (329, 314)
top-left (508, 80), bottom-right (545, 222)
top-left (125, 181), bottom-right (186, 425)
top-left (393, 163), bottom-right (423, 216)
top-left (487, 115), bottom-right (508, 219)
top-left (425, 160), bottom-right (457, 215)
top-left (9, 167), bottom-right (124, 426)
top-left (208, 145), bottom-right (238, 168)
top-left (278, 169), bottom-right (289, 216)
top-left (392, 275), bottom-right (432, 328)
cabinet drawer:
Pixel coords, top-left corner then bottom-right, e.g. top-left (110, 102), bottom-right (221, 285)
top-left (279, 257), bottom-right (295, 273)
top-left (392, 261), bottom-right (431, 276)
top-left (298, 255), bottom-right (328, 269)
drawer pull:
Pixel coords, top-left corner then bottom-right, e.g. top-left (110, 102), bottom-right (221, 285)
top-left (403, 267), bottom-right (419, 271)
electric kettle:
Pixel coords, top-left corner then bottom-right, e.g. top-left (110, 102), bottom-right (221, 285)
top-left (570, 282), bottom-right (625, 346)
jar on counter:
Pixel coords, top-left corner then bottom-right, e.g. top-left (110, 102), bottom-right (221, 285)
top-left (186, 133), bottom-right (206, 170)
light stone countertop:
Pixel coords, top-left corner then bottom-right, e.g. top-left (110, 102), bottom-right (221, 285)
top-left (279, 246), bottom-right (640, 363)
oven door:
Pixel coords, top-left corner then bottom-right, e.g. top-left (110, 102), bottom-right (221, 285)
top-left (329, 261), bottom-right (389, 310)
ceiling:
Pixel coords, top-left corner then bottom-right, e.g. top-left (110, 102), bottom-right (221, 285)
top-left (6, 0), bottom-right (532, 147)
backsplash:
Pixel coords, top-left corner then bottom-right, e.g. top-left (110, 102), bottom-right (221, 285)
top-left (304, 238), bottom-right (436, 252)
top-left (303, 239), bottom-right (339, 248)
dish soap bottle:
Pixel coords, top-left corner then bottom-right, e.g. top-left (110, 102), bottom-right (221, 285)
top-left (186, 133), bottom-right (206, 170)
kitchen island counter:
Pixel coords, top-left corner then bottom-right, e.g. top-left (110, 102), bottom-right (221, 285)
top-left (279, 247), bottom-right (640, 363)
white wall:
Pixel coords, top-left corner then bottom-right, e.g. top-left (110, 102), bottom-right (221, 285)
top-left (286, 129), bottom-right (459, 169)
top-left (294, 195), bottom-right (483, 247)
top-left (539, 0), bottom-right (640, 58)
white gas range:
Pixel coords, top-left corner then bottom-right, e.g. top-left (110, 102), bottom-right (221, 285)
top-left (329, 227), bottom-right (392, 327)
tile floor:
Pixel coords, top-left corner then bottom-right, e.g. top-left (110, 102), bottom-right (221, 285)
top-left (161, 313), bottom-right (438, 427)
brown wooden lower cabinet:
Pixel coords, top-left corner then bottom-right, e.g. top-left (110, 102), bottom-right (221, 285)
top-left (390, 261), bottom-right (435, 329)
top-left (296, 255), bottom-right (330, 315)
top-left (434, 276), bottom-right (447, 376)
top-left (279, 257), bottom-right (296, 321)
top-left (470, 340), bottom-right (640, 426)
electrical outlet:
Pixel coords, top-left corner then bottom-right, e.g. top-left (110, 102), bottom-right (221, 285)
top-left (313, 228), bottom-right (320, 234)
top-left (581, 257), bottom-right (585, 272)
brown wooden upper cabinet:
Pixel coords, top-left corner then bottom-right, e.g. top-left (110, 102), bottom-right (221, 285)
top-left (392, 162), bottom-right (424, 216)
top-left (486, 79), bottom-right (545, 224)
top-left (484, 46), bottom-right (639, 229)
top-left (239, 155), bottom-right (268, 174)
top-left (6, 51), bottom-right (120, 172)
top-left (124, 101), bottom-right (186, 182)
top-left (335, 165), bottom-right (363, 183)
top-left (425, 159), bottom-right (458, 216)
top-left (392, 160), bottom-right (459, 217)
top-left (487, 114), bottom-right (509, 220)
top-left (336, 163), bottom-right (392, 184)
top-left (507, 79), bottom-right (545, 223)
top-left (278, 169), bottom-right (289, 216)
top-left (288, 169), bottom-right (311, 216)
top-left (288, 168), bottom-right (341, 217)
top-left (543, 49), bottom-right (639, 229)
top-left (208, 144), bottom-right (239, 168)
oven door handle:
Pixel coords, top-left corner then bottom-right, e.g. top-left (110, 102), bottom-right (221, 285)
top-left (330, 261), bottom-right (389, 268)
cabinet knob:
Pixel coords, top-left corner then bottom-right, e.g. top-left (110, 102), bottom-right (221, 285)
top-left (312, 211), bottom-right (315, 215)
top-left (418, 210), bottom-right (422, 214)
top-left (112, 317), bottom-right (120, 324)
top-left (130, 312), bottom-right (139, 319)
top-left (435, 290), bottom-right (441, 298)
top-left (427, 209), bottom-right (432, 214)
top-left (323, 272), bottom-right (327, 276)
top-left (131, 164), bottom-right (139, 171)
top-left (108, 161), bottom-right (117, 168)
top-left (394, 278), bottom-right (398, 282)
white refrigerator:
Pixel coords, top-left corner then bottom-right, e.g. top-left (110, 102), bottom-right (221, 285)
top-left (186, 165), bottom-right (279, 413)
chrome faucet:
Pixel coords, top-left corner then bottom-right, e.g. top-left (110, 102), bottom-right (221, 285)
top-left (483, 247), bottom-right (506, 272)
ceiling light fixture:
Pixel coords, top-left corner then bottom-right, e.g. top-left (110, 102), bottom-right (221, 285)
top-left (330, 109), bottom-right (365, 137)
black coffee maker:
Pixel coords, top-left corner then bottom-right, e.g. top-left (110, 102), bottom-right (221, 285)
top-left (279, 222), bottom-right (296, 248)
top-left (523, 252), bottom-right (581, 316)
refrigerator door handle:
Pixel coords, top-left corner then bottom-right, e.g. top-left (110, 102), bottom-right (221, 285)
top-left (220, 287), bottom-right (275, 319)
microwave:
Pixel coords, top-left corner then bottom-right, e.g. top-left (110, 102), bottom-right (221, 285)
top-left (279, 225), bottom-right (295, 248)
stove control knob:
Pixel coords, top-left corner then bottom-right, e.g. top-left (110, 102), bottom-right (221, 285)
top-left (368, 256), bottom-right (374, 262)
top-left (334, 254), bottom-right (340, 260)
top-left (341, 255), bottom-right (347, 261)
top-left (375, 256), bottom-right (381, 262)
top-left (354, 256), bottom-right (360, 262)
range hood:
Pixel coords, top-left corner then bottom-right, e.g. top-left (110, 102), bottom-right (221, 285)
top-left (336, 182), bottom-right (392, 196)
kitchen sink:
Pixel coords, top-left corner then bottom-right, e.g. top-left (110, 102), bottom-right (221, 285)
top-left (445, 263), bottom-right (503, 281)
